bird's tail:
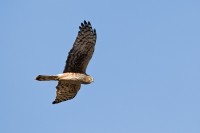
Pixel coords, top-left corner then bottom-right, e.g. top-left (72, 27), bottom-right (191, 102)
top-left (35, 75), bottom-right (58, 81)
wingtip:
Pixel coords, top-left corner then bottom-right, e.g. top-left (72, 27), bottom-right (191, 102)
top-left (52, 101), bottom-right (57, 104)
top-left (82, 20), bottom-right (91, 27)
top-left (52, 100), bottom-right (59, 104)
top-left (52, 99), bottom-right (63, 104)
top-left (84, 20), bottom-right (87, 25)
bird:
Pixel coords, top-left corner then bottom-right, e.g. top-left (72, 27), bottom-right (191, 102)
top-left (35, 20), bottom-right (97, 104)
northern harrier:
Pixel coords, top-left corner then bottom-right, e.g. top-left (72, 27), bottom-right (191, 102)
top-left (36, 21), bottom-right (97, 104)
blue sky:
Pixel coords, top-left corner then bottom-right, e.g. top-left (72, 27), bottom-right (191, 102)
top-left (1, 0), bottom-right (200, 132)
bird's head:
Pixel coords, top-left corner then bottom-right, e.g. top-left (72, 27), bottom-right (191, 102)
top-left (82, 75), bottom-right (94, 84)
top-left (88, 76), bottom-right (94, 83)
top-left (87, 75), bottom-right (94, 83)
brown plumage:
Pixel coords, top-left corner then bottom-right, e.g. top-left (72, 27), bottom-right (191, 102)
top-left (64, 21), bottom-right (96, 74)
top-left (36, 21), bottom-right (97, 104)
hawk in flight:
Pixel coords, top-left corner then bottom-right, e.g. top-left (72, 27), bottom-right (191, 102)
top-left (36, 21), bottom-right (97, 104)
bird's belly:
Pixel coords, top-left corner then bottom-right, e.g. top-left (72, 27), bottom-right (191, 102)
top-left (57, 72), bottom-right (86, 82)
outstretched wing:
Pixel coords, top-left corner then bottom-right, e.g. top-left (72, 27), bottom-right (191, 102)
top-left (52, 81), bottom-right (81, 104)
top-left (63, 20), bottom-right (97, 74)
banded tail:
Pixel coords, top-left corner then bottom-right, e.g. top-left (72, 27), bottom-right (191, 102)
top-left (35, 75), bottom-right (58, 81)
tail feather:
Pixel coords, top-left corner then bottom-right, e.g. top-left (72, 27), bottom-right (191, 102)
top-left (35, 75), bottom-right (58, 81)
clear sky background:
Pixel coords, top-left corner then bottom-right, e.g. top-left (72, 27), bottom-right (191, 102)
top-left (1, 0), bottom-right (200, 133)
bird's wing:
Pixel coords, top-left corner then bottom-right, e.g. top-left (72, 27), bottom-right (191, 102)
top-left (63, 20), bottom-right (97, 74)
top-left (52, 81), bottom-right (81, 104)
